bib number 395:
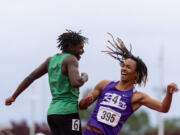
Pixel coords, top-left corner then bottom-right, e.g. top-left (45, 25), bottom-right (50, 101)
top-left (97, 106), bottom-right (121, 127)
top-left (72, 119), bottom-right (80, 131)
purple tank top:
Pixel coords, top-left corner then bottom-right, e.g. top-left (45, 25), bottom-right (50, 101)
top-left (87, 81), bottom-right (136, 135)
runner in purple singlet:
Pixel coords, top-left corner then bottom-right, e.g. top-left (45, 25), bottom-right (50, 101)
top-left (79, 33), bottom-right (179, 135)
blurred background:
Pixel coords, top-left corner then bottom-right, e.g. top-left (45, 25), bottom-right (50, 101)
top-left (0, 0), bottom-right (180, 135)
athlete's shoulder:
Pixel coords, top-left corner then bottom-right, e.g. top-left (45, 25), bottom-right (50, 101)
top-left (133, 91), bottom-right (148, 102)
top-left (99, 80), bottom-right (112, 84)
top-left (64, 54), bottom-right (78, 63)
top-left (60, 54), bottom-right (78, 69)
top-left (45, 56), bottom-right (52, 68)
top-left (134, 91), bottom-right (148, 96)
top-left (96, 80), bottom-right (112, 90)
top-left (47, 56), bottom-right (52, 61)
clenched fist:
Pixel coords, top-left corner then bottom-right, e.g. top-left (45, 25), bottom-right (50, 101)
top-left (5, 97), bottom-right (15, 106)
top-left (167, 83), bottom-right (179, 94)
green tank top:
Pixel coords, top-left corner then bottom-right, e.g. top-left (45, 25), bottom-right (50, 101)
top-left (47, 53), bottom-right (79, 115)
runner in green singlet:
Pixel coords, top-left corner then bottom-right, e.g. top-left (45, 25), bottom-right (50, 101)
top-left (5, 30), bottom-right (88, 135)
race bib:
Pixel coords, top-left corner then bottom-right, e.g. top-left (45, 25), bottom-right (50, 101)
top-left (72, 119), bottom-right (80, 131)
top-left (97, 106), bottom-right (121, 127)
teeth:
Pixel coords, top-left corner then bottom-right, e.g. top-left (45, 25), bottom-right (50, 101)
top-left (121, 72), bottom-right (127, 75)
top-left (121, 70), bottom-right (127, 75)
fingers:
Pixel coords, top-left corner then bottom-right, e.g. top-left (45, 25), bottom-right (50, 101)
top-left (167, 83), bottom-right (179, 94)
top-left (5, 100), bottom-right (12, 105)
top-left (170, 83), bottom-right (178, 92)
top-left (5, 101), bottom-right (12, 106)
top-left (81, 72), bottom-right (88, 82)
top-left (169, 87), bottom-right (173, 94)
top-left (87, 93), bottom-right (94, 103)
top-left (84, 93), bottom-right (94, 105)
top-left (5, 97), bottom-right (15, 106)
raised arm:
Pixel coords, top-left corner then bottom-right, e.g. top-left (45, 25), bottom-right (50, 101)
top-left (66, 55), bottom-right (88, 88)
top-left (134, 83), bottom-right (179, 113)
top-left (5, 57), bottom-right (51, 105)
top-left (79, 80), bottom-right (111, 110)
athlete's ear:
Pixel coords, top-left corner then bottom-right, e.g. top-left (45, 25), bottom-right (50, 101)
top-left (69, 43), bottom-right (77, 50)
top-left (68, 44), bottom-right (74, 51)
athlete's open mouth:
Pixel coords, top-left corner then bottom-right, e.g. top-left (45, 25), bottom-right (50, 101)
top-left (121, 71), bottom-right (127, 76)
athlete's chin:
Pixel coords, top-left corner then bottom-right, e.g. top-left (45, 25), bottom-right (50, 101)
top-left (121, 76), bottom-right (126, 80)
top-left (78, 56), bottom-right (81, 60)
top-left (121, 77), bottom-right (128, 82)
top-left (75, 55), bottom-right (81, 60)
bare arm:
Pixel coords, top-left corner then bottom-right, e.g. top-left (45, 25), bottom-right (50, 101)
top-left (5, 57), bottom-right (51, 105)
top-left (67, 55), bottom-right (88, 88)
top-left (79, 80), bottom-right (111, 110)
top-left (136, 83), bottom-right (179, 113)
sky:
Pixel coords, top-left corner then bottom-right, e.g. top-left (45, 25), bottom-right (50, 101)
top-left (0, 0), bottom-right (180, 127)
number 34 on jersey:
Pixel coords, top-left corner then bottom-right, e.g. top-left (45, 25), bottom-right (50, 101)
top-left (100, 93), bottom-right (127, 110)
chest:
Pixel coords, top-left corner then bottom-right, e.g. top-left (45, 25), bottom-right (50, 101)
top-left (98, 91), bottom-right (132, 111)
top-left (95, 90), bottom-right (133, 127)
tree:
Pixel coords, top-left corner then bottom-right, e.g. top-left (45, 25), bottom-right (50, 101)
top-left (0, 120), bottom-right (51, 135)
top-left (120, 110), bottom-right (151, 135)
top-left (164, 118), bottom-right (180, 132)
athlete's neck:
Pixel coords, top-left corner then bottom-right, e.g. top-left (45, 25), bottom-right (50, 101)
top-left (116, 81), bottom-right (134, 91)
top-left (62, 51), bottom-right (71, 54)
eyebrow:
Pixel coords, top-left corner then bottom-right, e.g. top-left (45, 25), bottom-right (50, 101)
top-left (123, 63), bottom-right (131, 67)
top-left (122, 63), bottom-right (131, 66)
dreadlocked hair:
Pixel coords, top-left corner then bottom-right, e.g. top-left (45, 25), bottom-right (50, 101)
top-left (57, 30), bottom-right (88, 51)
top-left (102, 33), bottom-right (148, 86)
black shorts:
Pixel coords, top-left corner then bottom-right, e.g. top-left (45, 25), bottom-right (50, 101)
top-left (47, 113), bottom-right (82, 135)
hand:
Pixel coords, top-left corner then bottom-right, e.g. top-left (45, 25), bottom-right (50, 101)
top-left (84, 93), bottom-right (94, 105)
top-left (5, 97), bottom-right (15, 106)
top-left (167, 83), bottom-right (179, 94)
top-left (81, 72), bottom-right (88, 82)
top-left (80, 93), bottom-right (94, 110)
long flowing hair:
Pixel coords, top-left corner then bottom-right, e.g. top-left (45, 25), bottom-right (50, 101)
top-left (102, 33), bottom-right (148, 86)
